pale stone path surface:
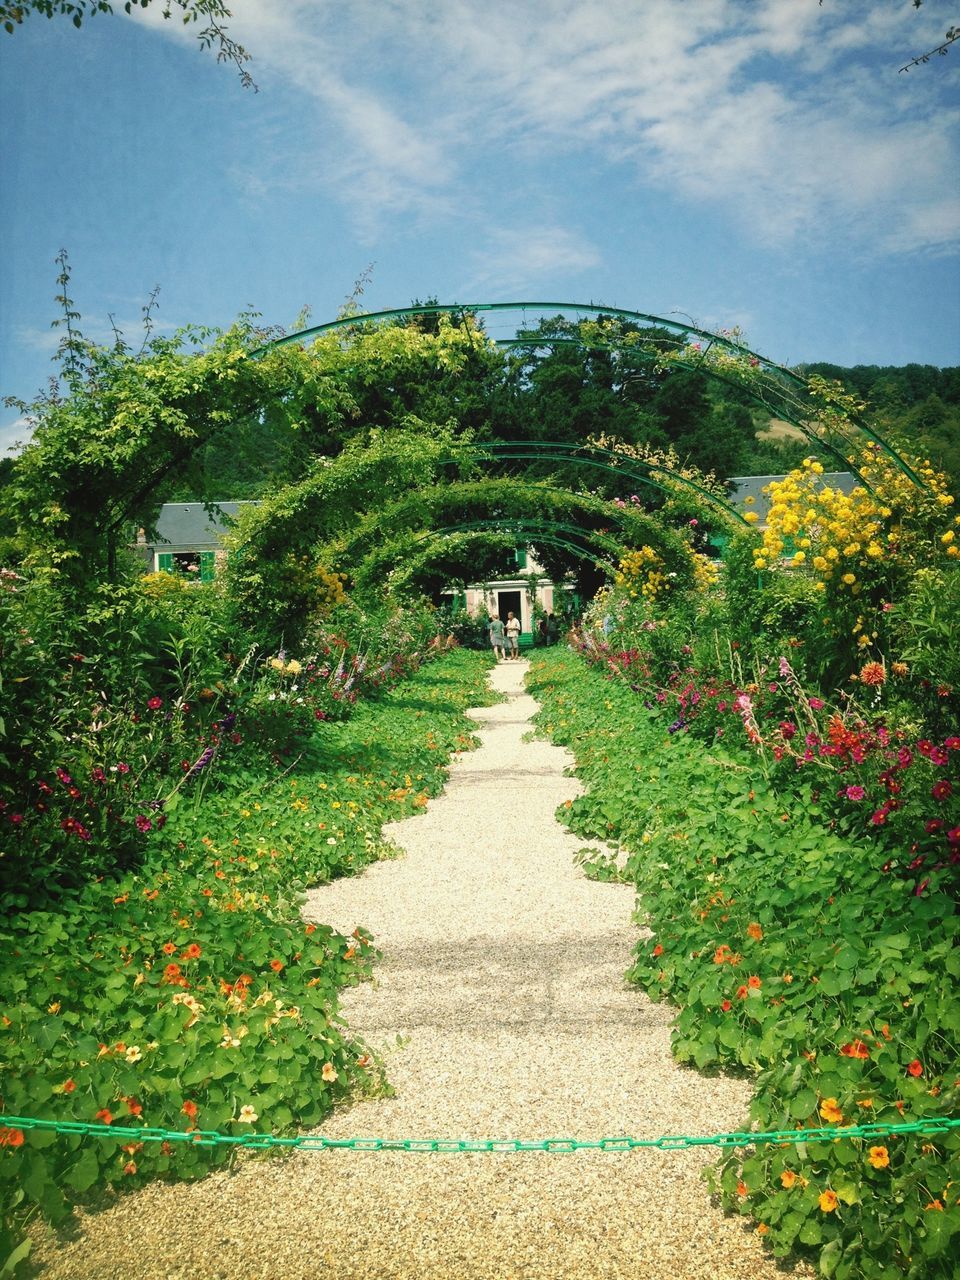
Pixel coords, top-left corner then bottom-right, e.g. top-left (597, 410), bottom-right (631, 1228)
top-left (33, 659), bottom-right (812, 1280)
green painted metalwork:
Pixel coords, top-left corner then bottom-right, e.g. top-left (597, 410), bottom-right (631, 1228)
top-left (254, 300), bottom-right (924, 488)
top-left (466, 441), bottom-right (748, 525)
top-left (404, 521), bottom-right (620, 570)
top-left (6, 1113), bottom-right (957, 1154)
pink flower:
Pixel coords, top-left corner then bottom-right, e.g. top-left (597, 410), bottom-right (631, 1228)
top-left (928, 747), bottom-right (948, 766)
top-left (944, 737), bottom-right (960, 751)
top-left (809, 697), bottom-right (825, 710)
top-left (845, 785), bottom-right (866, 801)
top-left (116, 762), bottom-right (130, 774)
top-left (898, 748), bottom-right (913, 768)
top-left (134, 815), bottom-right (153, 833)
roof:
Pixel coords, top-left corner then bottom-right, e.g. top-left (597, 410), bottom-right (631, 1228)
top-left (145, 501), bottom-right (259, 550)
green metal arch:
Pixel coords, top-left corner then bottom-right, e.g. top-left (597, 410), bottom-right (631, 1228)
top-left (326, 475), bottom-right (693, 583)
top-left (411, 520), bottom-right (621, 566)
top-left (256, 300), bottom-right (923, 488)
top-left (462, 441), bottom-right (748, 525)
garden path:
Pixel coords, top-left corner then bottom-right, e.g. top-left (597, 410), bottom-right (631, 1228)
top-left (34, 659), bottom-right (813, 1280)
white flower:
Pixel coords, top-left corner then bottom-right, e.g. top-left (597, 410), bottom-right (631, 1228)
top-left (237, 1105), bottom-right (258, 1124)
top-left (125, 1045), bottom-right (142, 1063)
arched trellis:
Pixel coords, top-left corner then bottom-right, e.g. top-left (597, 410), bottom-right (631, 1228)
top-left (322, 477), bottom-right (695, 590)
top-left (453, 441), bottom-right (748, 526)
top-left (256, 301), bottom-right (924, 488)
top-left (359, 524), bottom-right (619, 599)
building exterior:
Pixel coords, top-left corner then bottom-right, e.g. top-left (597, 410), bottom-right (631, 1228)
top-left (137, 502), bottom-right (257, 579)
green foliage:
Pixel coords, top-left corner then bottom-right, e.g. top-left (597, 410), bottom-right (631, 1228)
top-left (0, 648), bottom-right (493, 1262)
top-left (530, 648), bottom-right (959, 1280)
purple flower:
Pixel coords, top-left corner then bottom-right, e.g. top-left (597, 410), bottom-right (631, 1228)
top-left (135, 815), bottom-right (153, 833)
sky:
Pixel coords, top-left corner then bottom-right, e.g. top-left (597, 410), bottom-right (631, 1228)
top-left (1, 0), bottom-right (959, 455)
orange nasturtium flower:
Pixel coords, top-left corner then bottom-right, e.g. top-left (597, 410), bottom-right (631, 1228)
top-left (819, 1097), bottom-right (843, 1124)
top-left (780, 1170), bottom-right (799, 1189)
top-left (94, 1108), bottom-right (113, 1126)
top-left (182, 943), bottom-right (202, 960)
top-left (867, 1146), bottom-right (890, 1169)
top-left (162, 942), bottom-right (177, 956)
top-left (746, 922), bottom-right (764, 941)
top-left (747, 975), bottom-right (762, 989)
top-left (736, 984), bottom-right (749, 999)
top-left (269, 959), bottom-right (285, 973)
top-left (907, 1059), bottom-right (924, 1077)
top-left (840, 1040), bottom-right (870, 1059)
top-left (181, 1100), bottom-right (198, 1119)
top-left (818, 1190), bottom-right (839, 1213)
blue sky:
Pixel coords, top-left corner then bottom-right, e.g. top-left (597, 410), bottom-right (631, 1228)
top-left (2, 0), bottom-right (958, 454)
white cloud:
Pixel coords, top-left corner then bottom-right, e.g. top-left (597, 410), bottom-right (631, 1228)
top-left (0, 416), bottom-right (33, 456)
top-left (463, 226), bottom-right (602, 293)
top-left (125, 0), bottom-right (960, 256)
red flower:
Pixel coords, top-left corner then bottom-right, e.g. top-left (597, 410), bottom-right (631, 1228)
top-left (720, 999), bottom-right (732, 1012)
top-left (840, 1040), bottom-right (870, 1059)
top-left (147, 696), bottom-right (163, 710)
top-left (62, 1078), bottom-right (76, 1093)
top-left (94, 1108), bottom-right (113, 1125)
top-left (0, 1127), bottom-right (24, 1148)
top-left (652, 943), bottom-right (664, 958)
top-left (181, 1100), bottom-right (198, 1119)
top-left (931, 780), bottom-right (953, 802)
top-left (907, 1059), bottom-right (923, 1077)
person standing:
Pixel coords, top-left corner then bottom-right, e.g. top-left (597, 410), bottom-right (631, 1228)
top-left (505, 611), bottom-right (521, 659)
top-left (489, 613), bottom-right (506, 661)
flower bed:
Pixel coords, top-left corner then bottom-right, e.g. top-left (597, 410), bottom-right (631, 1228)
top-left (0, 649), bottom-right (493, 1271)
top-left (529, 647), bottom-right (959, 1280)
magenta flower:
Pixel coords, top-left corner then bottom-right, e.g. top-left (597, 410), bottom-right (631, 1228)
top-left (932, 780), bottom-right (953, 802)
top-left (926, 819), bottom-right (944, 834)
top-left (134, 815), bottom-right (153, 833)
top-left (845, 785), bottom-right (866, 801)
top-left (809, 697), bottom-right (825, 710)
top-left (898, 748), bottom-right (913, 768)
top-left (870, 807), bottom-right (889, 826)
top-left (116, 762), bottom-right (130, 774)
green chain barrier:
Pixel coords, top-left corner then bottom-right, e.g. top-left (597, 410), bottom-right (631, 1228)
top-left (4, 1114), bottom-right (958, 1153)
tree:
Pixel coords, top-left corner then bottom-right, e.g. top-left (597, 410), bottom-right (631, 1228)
top-left (0, 0), bottom-right (255, 88)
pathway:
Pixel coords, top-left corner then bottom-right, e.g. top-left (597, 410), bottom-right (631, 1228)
top-left (33, 659), bottom-right (812, 1280)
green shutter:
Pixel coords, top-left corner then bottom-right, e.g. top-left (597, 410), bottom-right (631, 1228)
top-left (515, 548), bottom-right (527, 569)
top-left (199, 552), bottom-right (216, 583)
top-left (157, 553), bottom-right (174, 574)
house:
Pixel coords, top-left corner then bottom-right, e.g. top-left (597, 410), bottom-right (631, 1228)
top-left (137, 502), bottom-right (257, 579)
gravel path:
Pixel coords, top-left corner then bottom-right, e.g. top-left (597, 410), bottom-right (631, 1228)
top-left (32, 658), bottom-right (812, 1280)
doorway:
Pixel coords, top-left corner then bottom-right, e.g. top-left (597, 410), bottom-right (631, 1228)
top-left (497, 589), bottom-right (523, 631)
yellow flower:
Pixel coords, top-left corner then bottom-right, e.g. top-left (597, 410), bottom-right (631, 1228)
top-left (237, 1105), bottom-right (258, 1124)
top-left (792, 551), bottom-right (806, 565)
top-left (744, 511), bottom-right (759, 524)
top-left (819, 1097), bottom-right (843, 1124)
top-left (866, 543), bottom-right (883, 558)
top-left (321, 1062), bottom-right (339, 1083)
top-left (942, 530), bottom-right (955, 544)
top-left (867, 1146), bottom-right (890, 1169)
top-left (841, 573), bottom-right (856, 586)
top-left (819, 1190), bottom-right (839, 1213)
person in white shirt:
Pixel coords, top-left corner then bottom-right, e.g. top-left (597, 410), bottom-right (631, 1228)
top-left (504, 611), bottom-right (521, 659)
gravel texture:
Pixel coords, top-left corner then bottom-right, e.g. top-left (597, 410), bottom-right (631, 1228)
top-left (31, 658), bottom-right (813, 1280)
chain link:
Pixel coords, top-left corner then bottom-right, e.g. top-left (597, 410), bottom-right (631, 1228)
top-left (3, 1114), bottom-right (957, 1154)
